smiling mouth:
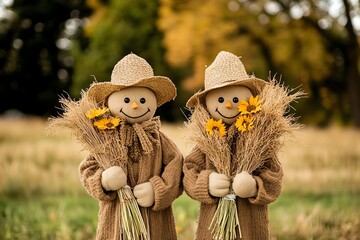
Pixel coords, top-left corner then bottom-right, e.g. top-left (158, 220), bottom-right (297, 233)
top-left (120, 108), bottom-right (151, 119)
top-left (216, 108), bottom-right (241, 119)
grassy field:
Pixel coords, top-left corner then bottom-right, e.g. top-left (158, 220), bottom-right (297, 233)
top-left (0, 117), bottom-right (360, 239)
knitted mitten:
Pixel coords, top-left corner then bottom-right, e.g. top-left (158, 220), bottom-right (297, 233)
top-left (208, 172), bottom-right (230, 197)
top-left (232, 171), bottom-right (258, 198)
top-left (134, 182), bottom-right (155, 207)
top-left (101, 166), bottom-right (127, 191)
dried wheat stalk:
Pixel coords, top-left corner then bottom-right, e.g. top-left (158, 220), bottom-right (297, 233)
top-left (48, 91), bottom-right (148, 240)
top-left (234, 79), bottom-right (305, 173)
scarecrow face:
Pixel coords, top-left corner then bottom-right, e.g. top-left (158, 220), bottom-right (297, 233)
top-left (205, 85), bottom-right (252, 124)
top-left (107, 87), bottom-right (157, 124)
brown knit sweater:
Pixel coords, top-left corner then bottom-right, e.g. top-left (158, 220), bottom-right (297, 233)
top-left (183, 147), bottom-right (283, 240)
top-left (79, 129), bottom-right (183, 240)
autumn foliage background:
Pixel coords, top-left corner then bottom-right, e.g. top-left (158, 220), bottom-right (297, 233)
top-left (1, 0), bottom-right (360, 126)
top-left (1, 0), bottom-right (360, 239)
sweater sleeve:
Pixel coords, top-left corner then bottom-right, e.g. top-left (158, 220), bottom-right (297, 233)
top-left (183, 147), bottom-right (218, 205)
top-left (149, 132), bottom-right (184, 211)
top-left (78, 155), bottom-right (117, 201)
top-left (249, 155), bottom-right (283, 205)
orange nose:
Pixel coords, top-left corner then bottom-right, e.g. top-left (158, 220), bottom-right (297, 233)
top-left (225, 101), bottom-right (233, 109)
top-left (131, 101), bottom-right (138, 109)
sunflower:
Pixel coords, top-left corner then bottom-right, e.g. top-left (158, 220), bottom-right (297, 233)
top-left (86, 108), bottom-right (109, 119)
top-left (238, 95), bottom-right (263, 115)
top-left (235, 115), bottom-right (255, 132)
top-left (205, 119), bottom-right (227, 137)
top-left (93, 118), bottom-right (120, 130)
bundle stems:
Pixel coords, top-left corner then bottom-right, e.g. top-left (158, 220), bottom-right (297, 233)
top-left (186, 79), bottom-right (304, 240)
top-left (48, 92), bottom-right (148, 240)
top-left (209, 193), bottom-right (241, 239)
top-left (117, 186), bottom-right (148, 240)
top-left (186, 105), bottom-right (239, 239)
top-left (234, 79), bottom-right (305, 173)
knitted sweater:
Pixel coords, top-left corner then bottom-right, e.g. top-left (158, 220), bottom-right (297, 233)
top-left (183, 147), bottom-right (283, 240)
top-left (79, 131), bottom-right (183, 240)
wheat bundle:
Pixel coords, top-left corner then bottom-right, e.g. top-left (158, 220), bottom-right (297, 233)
top-left (48, 91), bottom-right (148, 240)
top-left (186, 79), bottom-right (304, 240)
top-left (186, 105), bottom-right (232, 175)
top-left (186, 104), bottom-right (240, 240)
top-left (234, 79), bottom-right (304, 173)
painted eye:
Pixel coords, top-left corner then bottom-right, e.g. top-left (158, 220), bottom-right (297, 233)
top-left (233, 97), bottom-right (239, 103)
top-left (140, 98), bottom-right (146, 104)
top-left (218, 97), bottom-right (224, 103)
top-left (124, 97), bottom-right (130, 103)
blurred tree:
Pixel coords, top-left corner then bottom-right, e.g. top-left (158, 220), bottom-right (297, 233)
top-left (0, 0), bottom-right (90, 116)
top-left (71, 0), bottom-right (184, 121)
top-left (247, 0), bottom-right (360, 126)
top-left (159, 0), bottom-right (360, 126)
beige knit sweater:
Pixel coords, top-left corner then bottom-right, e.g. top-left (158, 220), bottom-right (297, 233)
top-left (183, 147), bottom-right (283, 240)
top-left (79, 130), bottom-right (183, 240)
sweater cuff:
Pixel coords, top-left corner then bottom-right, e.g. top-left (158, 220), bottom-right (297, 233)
top-left (248, 175), bottom-right (266, 205)
top-left (195, 170), bottom-right (218, 204)
top-left (149, 176), bottom-right (167, 211)
top-left (91, 169), bottom-right (117, 201)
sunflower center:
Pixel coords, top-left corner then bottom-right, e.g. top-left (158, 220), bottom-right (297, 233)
top-left (213, 126), bottom-right (219, 132)
top-left (247, 105), bottom-right (256, 112)
top-left (106, 122), bottom-right (114, 128)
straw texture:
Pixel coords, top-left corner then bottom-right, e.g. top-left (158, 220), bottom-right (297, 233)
top-left (186, 51), bottom-right (266, 108)
top-left (48, 91), bottom-right (183, 240)
top-left (88, 53), bottom-right (177, 107)
top-left (48, 92), bottom-right (148, 239)
top-left (185, 104), bottom-right (240, 240)
top-left (186, 105), bottom-right (231, 176)
top-left (234, 78), bottom-right (305, 173)
top-left (184, 76), bottom-right (304, 240)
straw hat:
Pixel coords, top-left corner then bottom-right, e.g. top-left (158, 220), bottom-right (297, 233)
top-left (88, 53), bottom-right (176, 107)
top-left (186, 51), bottom-right (267, 108)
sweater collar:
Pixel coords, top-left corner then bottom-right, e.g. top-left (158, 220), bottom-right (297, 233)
top-left (120, 117), bottom-right (160, 154)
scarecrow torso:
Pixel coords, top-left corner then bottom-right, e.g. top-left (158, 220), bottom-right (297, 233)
top-left (126, 130), bottom-right (161, 187)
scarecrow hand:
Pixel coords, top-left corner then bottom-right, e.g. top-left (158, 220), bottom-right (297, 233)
top-left (209, 172), bottom-right (230, 197)
top-left (101, 166), bottom-right (127, 191)
top-left (232, 171), bottom-right (258, 198)
top-left (134, 182), bottom-right (155, 207)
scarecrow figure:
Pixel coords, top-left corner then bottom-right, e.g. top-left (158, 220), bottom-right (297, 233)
top-left (76, 54), bottom-right (183, 239)
top-left (183, 51), bottom-right (298, 240)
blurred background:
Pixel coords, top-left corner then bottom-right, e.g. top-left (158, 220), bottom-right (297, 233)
top-left (0, 0), bottom-right (360, 239)
top-left (1, 0), bottom-right (360, 126)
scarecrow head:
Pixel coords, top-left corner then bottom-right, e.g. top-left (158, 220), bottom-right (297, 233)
top-left (88, 54), bottom-right (176, 124)
top-left (187, 51), bottom-right (266, 125)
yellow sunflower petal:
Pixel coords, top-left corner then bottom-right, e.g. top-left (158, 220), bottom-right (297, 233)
top-left (85, 110), bottom-right (95, 119)
top-left (238, 100), bottom-right (249, 114)
top-left (243, 95), bottom-right (262, 115)
top-left (86, 108), bottom-right (109, 119)
top-left (93, 118), bottom-right (110, 130)
top-left (108, 118), bottom-right (120, 129)
top-left (205, 119), bottom-right (226, 137)
top-left (235, 117), bottom-right (246, 132)
top-left (236, 115), bottom-right (255, 132)
top-left (217, 121), bottom-right (227, 137)
top-left (205, 119), bottom-right (215, 135)
top-left (249, 95), bottom-right (258, 105)
top-left (255, 105), bottom-right (262, 113)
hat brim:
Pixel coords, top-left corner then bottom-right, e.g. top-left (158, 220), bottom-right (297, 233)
top-left (88, 76), bottom-right (177, 107)
top-left (186, 77), bottom-right (267, 108)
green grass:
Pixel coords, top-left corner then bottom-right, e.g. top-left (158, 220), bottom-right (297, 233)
top-left (1, 191), bottom-right (359, 240)
top-left (0, 195), bottom-right (97, 240)
top-left (269, 191), bottom-right (360, 240)
top-left (0, 194), bottom-right (198, 240)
